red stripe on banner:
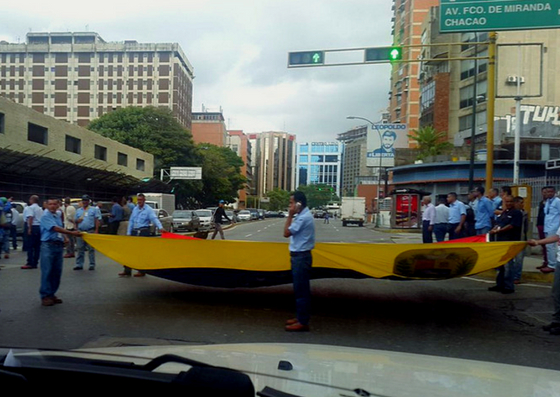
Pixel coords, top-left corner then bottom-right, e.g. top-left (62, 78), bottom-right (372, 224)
top-left (437, 234), bottom-right (488, 244)
top-left (161, 231), bottom-right (200, 240)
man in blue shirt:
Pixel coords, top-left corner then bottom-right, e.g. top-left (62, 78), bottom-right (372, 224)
top-left (39, 198), bottom-right (82, 306)
top-left (74, 195), bottom-right (102, 271)
top-left (108, 196), bottom-right (124, 235)
top-left (447, 192), bottom-right (467, 240)
top-left (283, 191), bottom-right (315, 332)
top-left (473, 186), bottom-right (494, 235)
top-left (543, 186), bottom-right (560, 273)
top-left (22, 195), bottom-right (43, 269)
top-left (120, 193), bottom-right (163, 277)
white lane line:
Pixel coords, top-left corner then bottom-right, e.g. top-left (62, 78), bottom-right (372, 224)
top-left (462, 277), bottom-right (552, 289)
top-left (245, 234), bottom-right (253, 237)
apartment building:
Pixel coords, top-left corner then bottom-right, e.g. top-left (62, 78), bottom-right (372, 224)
top-left (227, 130), bottom-right (253, 209)
top-left (191, 111), bottom-right (228, 147)
top-left (0, 32), bottom-right (194, 129)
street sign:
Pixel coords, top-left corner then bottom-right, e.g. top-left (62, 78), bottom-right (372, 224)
top-left (169, 167), bottom-right (202, 180)
top-left (364, 46), bottom-right (402, 63)
top-left (288, 51), bottom-right (325, 67)
top-left (440, 0), bottom-right (560, 32)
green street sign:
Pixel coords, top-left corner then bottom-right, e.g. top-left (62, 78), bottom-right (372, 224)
top-left (288, 51), bottom-right (325, 67)
top-left (440, 0), bottom-right (560, 32)
top-left (365, 46), bottom-right (403, 63)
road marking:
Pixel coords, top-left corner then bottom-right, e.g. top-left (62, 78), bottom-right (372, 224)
top-left (245, 234), bottom-right (253, 237)
top-left (462, 277), bottom-right (552, 289)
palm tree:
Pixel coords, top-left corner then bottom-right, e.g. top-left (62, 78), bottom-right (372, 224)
top-left (407, 126), bottom-right (453, 161)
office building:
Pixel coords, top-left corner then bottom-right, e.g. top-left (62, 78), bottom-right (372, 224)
top-left (227, 130), bottom-right (253, 209)
top-left (248, 131), bottom-right (296, 199)
top-left (296, 142), bottom-right (343, 197)
top-left (337, 126), bottom-right (374, 196)
top-left (191, 109), bottom-right (228, 147)
top-left (0, 31), bottom-right (194, 129)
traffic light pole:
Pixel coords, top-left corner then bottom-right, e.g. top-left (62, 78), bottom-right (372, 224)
top-left (485, 33), bottom-right (497, 194)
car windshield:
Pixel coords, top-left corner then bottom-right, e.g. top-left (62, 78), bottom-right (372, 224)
top-left (195, 210), bottom-right (212, 217)
top-left (3, 0), bottom-right (560, 393)
top-left (173, 211), bottom-right (192, 218)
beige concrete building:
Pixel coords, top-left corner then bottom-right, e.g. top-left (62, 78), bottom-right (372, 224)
top-left (248, 131), bottom-right (296, 199)
top-left (0, 32), bottom-right (194, 129)
top-left (0, 96), bottom-right (155, 198)
top-left (337, 126), bottom-right (373, 196)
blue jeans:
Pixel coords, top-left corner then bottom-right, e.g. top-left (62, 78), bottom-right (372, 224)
top-left (512, 251), bottom-right (524, 281)
top-left (496, 260), bottom-right (515, 291)
top-left (27, 225), bottom-right (41, 267)
top-left (291, 251), bottom-right (312, 326)
top-left (476, 226), bottom-right (491, 235)
top-left (1, 227), bottom-right (8, 254)
top-left (76, 235), bottom-right (96, 268)
top-left (10, 224), bottom-right (17, 249)
top-left (545, 232), bottom-right (557, 269)
top-left (433, 224), bottom-right (447, 242)
top-left (553, 264), bottom-right (560, 323)
top-left (40, 242), bottom-right (64, 299)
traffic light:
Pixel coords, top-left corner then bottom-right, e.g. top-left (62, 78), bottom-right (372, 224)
top-left (365, 46), bottom-right (402, 63)
top-left (288, 51), bottom-right (325, 67)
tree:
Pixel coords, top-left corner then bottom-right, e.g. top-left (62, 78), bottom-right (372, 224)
top-left (407, 126), bottom-right (453, 161)
top-left (266, 188), bottom-right (291, 211)
top-left (88, 106), bottom-right (200, 173)
top-left (296, 184), bottom-right (337, 209)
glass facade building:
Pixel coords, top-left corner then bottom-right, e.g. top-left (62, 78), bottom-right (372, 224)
top-left (296, 142), bottom-right (343, 197)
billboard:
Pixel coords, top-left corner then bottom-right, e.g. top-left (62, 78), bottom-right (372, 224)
top-left (169, 167), bottom-right (202, 180)
top-left (366, 123), bottom-right (409, 167)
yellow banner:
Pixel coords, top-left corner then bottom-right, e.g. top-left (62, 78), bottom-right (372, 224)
top-left (83, 234), bottom-right (525, 281)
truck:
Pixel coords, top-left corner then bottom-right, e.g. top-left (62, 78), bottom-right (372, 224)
top-left (142, 193), bottom-right (176, 214)
top-left (340, 197), bottom-right (366, 227)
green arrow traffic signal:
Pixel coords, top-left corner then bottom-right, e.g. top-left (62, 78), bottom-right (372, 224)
top-left (288, 51), bottom-right (325, 66)
top-left (365, 46), bottom-right (402, 63)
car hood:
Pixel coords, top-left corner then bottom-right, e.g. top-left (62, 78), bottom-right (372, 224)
top-left (16, 343), bottom-right (560, 397)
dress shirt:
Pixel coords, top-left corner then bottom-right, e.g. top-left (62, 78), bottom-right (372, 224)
top-left (40, 210), bottom-right (64, 242)
top-left (422, 203), bottom-right (436, 225)
top-left (475, 196), bottom-right (494, 230)
top-left (448, 200), bottom-right (467, 224)
top-left (288, 207), bottom-right (315, 252)
top-left (64, 204), bottom-right (76, 229)
top-left (127, 204), bottom-right (163, 235)
top-left (434, 204), bottom-right (449, 224)
top-left (75, 206), bottom-right (102, 231)
top-left (544, 196), bottom-right (560, 234)
top-left (110, 203), bottom-right (124, 223)
top-left (25, 203), bottom-right (43, 226)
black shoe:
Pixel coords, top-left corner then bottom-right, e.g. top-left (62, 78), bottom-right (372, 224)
top-left (543, 322), bottom-right (560, 332)
top-left (88, 266), bottom-right (95, 271)
top-left (488, 286), bottom-right (502, 292)
top-left (501, 289), bottom-right (515, 294)
top-left (73, 266), bottom-right (83, 270)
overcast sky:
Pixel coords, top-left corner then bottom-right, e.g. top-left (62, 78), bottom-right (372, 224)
top-left (1, 0), bottom-right (393, 143)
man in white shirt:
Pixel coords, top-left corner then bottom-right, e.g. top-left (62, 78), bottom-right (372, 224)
top-left (22, 195), bottom-right (43, 269)
top-left (433, 197), bottom-right (450, 242)
top-left (63, 197), bottom-right (77, 258)
top-left (421, 196), bottom-right (436, 243)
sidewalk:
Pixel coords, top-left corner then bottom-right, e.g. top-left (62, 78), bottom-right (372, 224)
top-left (368, 224), bottom-right (554, 284)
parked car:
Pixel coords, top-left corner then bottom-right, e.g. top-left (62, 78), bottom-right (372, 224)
top-left (194, 209), bottom-right (214, 230)
top-left (237, 210), bottom-right (252, 221)
top-left (224, 210), bottom-right (238, 224)
top-left (257, 209), bottom-right (265, 220)
top-left (265, 211), bottom-right (279, 218)
top-left (172, 210), bottom-right (201, 232)
top-left (314, 210), bottom-right (325, 219)
top-left (151, 208), bottom-right (174, 235)
top-left (246, 208), bottom-right (259, 220)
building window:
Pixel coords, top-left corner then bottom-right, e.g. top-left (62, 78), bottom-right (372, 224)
top-left (65, 135), bottom-right (81, 154)
top-left (136, 158), bottom-right (145, 171)
top-left (27, 123), bottom-right (48, 145)
top-left (117, 152), bottom-right (128, 166)
top-left (299, 155), bottom-right (308, 163)
top-left (94, 145), bottom-right (107, 161)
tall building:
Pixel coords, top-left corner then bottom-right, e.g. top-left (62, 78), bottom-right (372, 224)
top-left (388, 0), bottom-right (439, 141)
top-left (248, 131), bottom-right (296, 199)
top-left (0, 32), bottom-right (194, 129)
top-left (337, 126), bottom-right (373, 196)
top-left (227, 130), bottom-right (252, 209)
top-left (191, 109), bottom-right (228, 146)
top-left (296, 142), bottom-right (343, 197)
top-left (418, 7), bottom-right (560, 161)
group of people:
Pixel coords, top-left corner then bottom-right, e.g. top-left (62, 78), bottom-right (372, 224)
top-left (0, 193), bottom-right (167, 306)
top-left (421, 185), bottom-right (560, 335)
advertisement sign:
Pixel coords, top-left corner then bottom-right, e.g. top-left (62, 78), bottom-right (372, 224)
top-left (366, 123), bottom-right (409, 167)
top-left (394, 194), bottom-right (419, 228)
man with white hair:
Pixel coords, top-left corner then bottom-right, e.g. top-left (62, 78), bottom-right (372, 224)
top-left (421, 196), bottom-right (435, 243)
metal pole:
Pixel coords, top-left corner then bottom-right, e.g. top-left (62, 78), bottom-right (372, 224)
top-left (513, 46), bottom-right (523, 184)
top-left (468, 33), bottom-right (479, 191)
top-left (485, 32), bottom-right (497, 193)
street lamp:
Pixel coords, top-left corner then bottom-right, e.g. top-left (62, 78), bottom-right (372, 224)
top-left (346, 116), bottom-right (384, 227)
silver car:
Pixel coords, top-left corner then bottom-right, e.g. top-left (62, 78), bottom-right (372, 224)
top-left (194, 209), bottom-right (214, 230)
top-left (10, 201), bottom-right (27, 234)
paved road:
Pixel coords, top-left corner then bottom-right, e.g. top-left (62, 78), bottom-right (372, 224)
top-left (1, 218), bottom-right (559, 371)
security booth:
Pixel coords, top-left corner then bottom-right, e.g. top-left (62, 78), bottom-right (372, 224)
top-left (390, 188), bottom-right (430, 229)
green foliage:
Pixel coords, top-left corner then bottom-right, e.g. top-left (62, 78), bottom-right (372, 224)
top-left (266, 188), bottom-right (291, 211)
top-left (407, 126), bottom-right (453, 161)
top-left (88, 107), bottom-right (246, 208)
top-left (296, 184), bottom-right (337, 209)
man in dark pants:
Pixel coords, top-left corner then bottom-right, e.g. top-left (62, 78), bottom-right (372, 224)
top-left (22, 195), bottom-right (43, 269)
top-left (283, 191), bottom-right (315, 332)
top-left (108, 196), bottom-right (124, 235)
top-left (39, 198), bottom-right (82, 306)
top-left (488, 195), bottom-right (522, 294)
top-left (447, 192), bottom-right (467, 240)
top-left (421, 196), bottom-right (435, 243)
top-left (211, 200), bottom-right (232, 240)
